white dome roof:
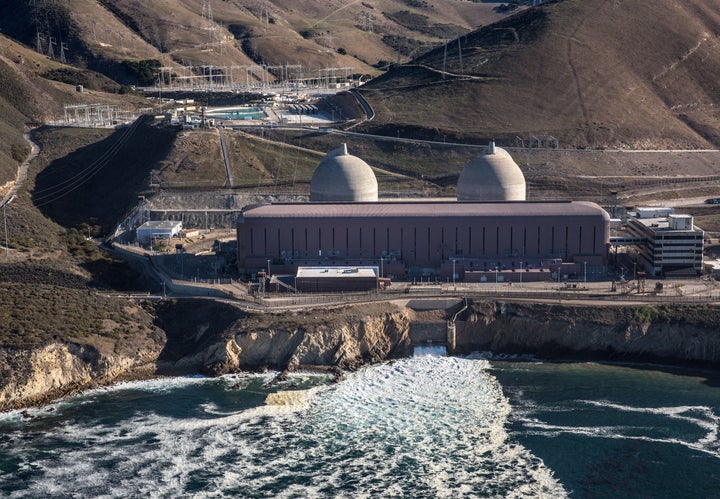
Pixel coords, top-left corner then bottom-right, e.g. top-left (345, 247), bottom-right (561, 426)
top-left (310, 144), bottom-right (378, 202)
top-left (457, 142), bottom-right (526, 201)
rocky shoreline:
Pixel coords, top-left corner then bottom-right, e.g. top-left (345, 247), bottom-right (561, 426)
top-left (2, 298), bottom-right (720, 411)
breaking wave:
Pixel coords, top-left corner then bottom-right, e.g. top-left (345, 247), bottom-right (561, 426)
top-left (518, 399), bottom-right (720, 459)
top-left (0, 356), bottom-right (565, 497)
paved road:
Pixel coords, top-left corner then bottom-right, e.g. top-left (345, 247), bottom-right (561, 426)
top-left (102, 244), bottom-right (720, 311)
top-left (1, 128), bottom-right (40, 207)
top-left (218, 127), bottom-right (234, 188)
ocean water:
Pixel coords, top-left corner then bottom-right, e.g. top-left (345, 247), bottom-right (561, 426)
top-left (0, 352), bottom-right (718, 498)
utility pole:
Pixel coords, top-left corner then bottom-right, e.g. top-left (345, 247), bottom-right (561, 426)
top-left (519, 261), bottom-right (523, 287)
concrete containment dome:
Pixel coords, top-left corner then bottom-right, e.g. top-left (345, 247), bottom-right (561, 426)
top-left (457, 141), bottom-right (526, 201)
top-left (310, 143), bottom-right (378, 202)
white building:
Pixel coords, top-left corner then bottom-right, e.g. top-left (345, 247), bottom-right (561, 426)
top-left (626, 213), bottom-right (703, 277)
top-left (136, 220), bottom-right (183, 242)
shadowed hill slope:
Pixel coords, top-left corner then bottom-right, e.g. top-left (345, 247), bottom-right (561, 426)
top-left (358, 0), bottom-right (720, 149)
top-left (32, 116), bottom-right (177, 234)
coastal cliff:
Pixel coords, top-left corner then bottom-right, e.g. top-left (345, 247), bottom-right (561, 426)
top-left (155, 301), bottom-right (414, 375)
top-left (0, 334), bottom-right (165, 412)
top-left (459, 301), bottom-right (720, 364)
top-left (3, 298), bottom-right (720, 411)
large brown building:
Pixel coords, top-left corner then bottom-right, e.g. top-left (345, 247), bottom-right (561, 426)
top-left (237, 143), bottom-right (610, 280)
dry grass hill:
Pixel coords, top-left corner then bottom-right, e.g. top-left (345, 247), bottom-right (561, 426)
top-left (1, 0), bottom-right (720, 220)
top-left (359, 0), bottom-right (720, 149)
top-left (0, 0), bottom-right (512, 190)
top-left (0, 0), bottom-right (507, 84)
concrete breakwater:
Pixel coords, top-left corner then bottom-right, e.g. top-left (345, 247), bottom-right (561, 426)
top-left (2, 299), bottom-right (720, 411)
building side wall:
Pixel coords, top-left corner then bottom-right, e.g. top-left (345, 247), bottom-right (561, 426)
top-left (237, 212), bottom-right (610, 272)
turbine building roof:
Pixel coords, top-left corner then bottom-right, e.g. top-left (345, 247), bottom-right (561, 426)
top-left (310, 144), bottom-right (378, 202)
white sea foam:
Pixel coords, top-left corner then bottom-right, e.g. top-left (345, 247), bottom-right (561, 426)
top-left (518, 399), bottom-right (720, 458)
top-left (0, 356), bottom-right (567, 497)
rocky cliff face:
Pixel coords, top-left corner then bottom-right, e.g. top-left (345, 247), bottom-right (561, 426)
top-left (0, 338), bottom-right (164, 411)
top-left (4, 298), bottom-right (720, 412)
top-left (161, 302), bottom-right (415, 375)
top-left (459, 301), bottom-right (720, 364)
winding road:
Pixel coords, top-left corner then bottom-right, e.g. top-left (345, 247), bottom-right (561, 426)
top-left (1, 128), bottom-right (40, 207)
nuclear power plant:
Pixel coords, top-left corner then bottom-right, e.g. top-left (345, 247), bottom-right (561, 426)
top-left (236, 142), bottom-right (611, 282)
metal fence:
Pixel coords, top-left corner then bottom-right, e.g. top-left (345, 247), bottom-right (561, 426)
top-left (248, 286), bottom-right (720, 309)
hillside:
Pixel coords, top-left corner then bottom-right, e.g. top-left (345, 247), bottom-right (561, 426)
top-left (0, 0), bottom-right (516, 191)
top-left (0, 33), bottom-right (149, 192)
top-left (0, 0), bottom-right (509, 85)
top-left (358, 0), bottom-right (720, 149)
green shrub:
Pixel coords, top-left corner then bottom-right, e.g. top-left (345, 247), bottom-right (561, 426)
top-left (10, 143), bottom-right (30, 163)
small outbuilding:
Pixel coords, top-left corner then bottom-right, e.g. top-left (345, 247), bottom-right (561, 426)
top-left (295, 266), bottom-right (382, 292)
top-left (136, 220), bottom-right (183, 242)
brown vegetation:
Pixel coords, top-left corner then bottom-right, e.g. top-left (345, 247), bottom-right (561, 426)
top-left (360, 0), bottom-right (720, 149)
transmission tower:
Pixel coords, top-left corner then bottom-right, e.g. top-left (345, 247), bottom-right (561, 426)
top-left (322, 31), bottom-right (334, 49)
top-left (35, 32), bottom-right (44, 54)
top-left (359, 11), bottom-right (374, 33)
top-left (442, 39), bottom-right (447, 78)
top-left (60, 41), bottom-right (68, 63)
top-left (202, 1), bottom-right (215, 34)
top-left (457, 37), bottom-right (463, 73)
top-left (48, 36), bottom-right (56, 59)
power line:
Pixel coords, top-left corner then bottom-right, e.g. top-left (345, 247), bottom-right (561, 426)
top-left (32, 118), bottom-right (143, 207)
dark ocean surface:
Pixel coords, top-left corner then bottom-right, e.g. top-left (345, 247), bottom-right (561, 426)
top-left (1, 350), bottom-right (718, 497)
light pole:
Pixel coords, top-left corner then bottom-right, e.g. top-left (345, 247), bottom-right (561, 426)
top-left (452, 258), bottom-right (456, 290)
top-left (519, 261), bottom-right (523, 287)
top-left (267, 259), bottom-right (271, 277)
top-left (584, 261), bottom-right (587, 283)
top-left (380, 256), bottom-right (384, 278)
